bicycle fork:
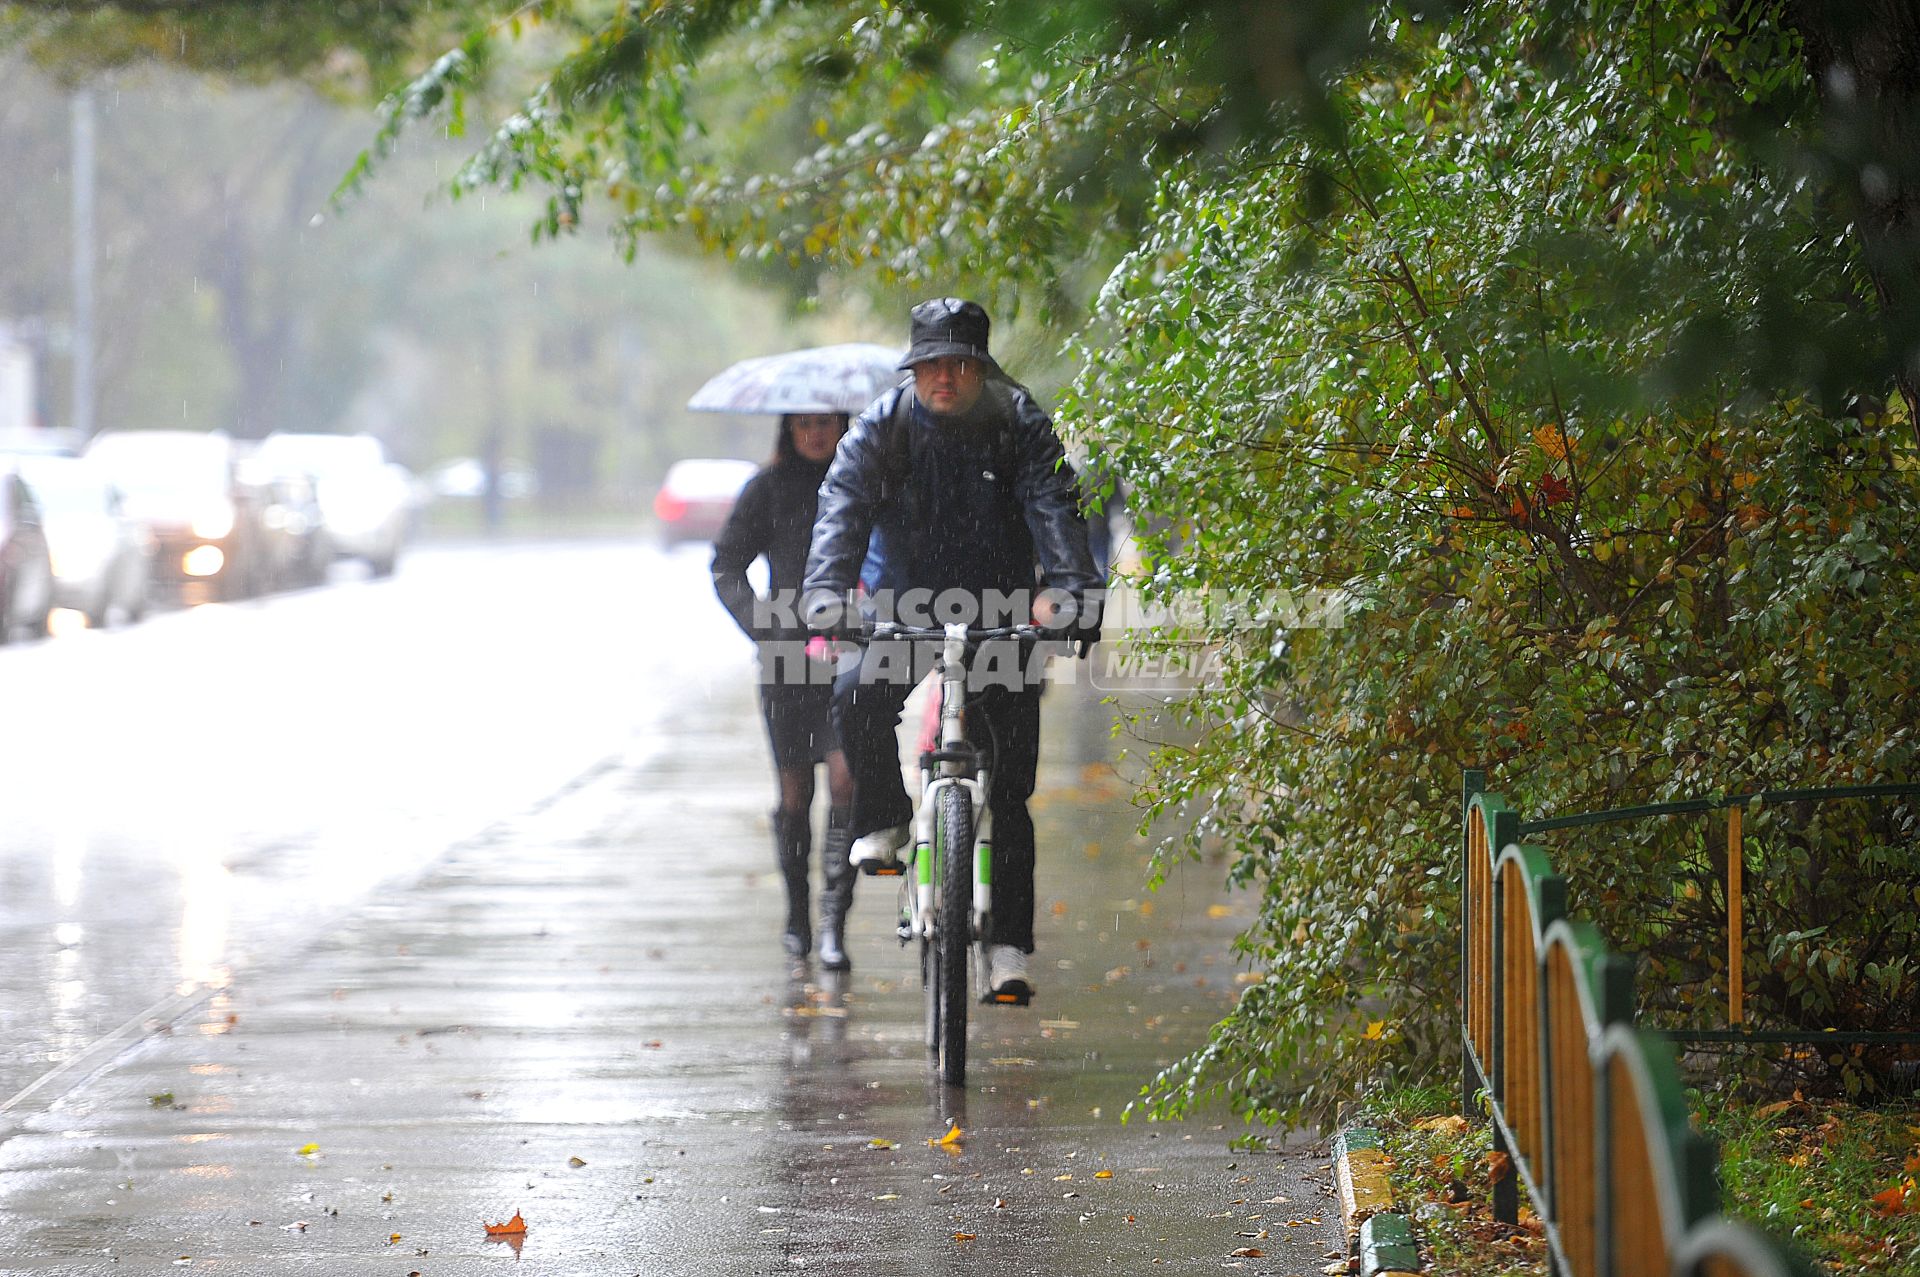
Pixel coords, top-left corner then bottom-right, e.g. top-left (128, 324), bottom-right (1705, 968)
top-left (900, 775), bottom-right (992, 942)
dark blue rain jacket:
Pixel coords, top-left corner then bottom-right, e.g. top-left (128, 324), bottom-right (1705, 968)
top-left (802, 378), bottom-right (1100, 617)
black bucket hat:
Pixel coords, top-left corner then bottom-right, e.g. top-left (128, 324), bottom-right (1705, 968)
top-left (898, 297), bottom-right (999, 371)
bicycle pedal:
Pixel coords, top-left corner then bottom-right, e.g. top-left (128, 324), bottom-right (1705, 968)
top-left (860, 861), bottom-right (907, 877)
top-left (983, 984), bottom-right (1033, 1007)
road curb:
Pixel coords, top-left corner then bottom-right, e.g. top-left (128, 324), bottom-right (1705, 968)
top-left (1332, 1126), bottom-right (1421, 1276)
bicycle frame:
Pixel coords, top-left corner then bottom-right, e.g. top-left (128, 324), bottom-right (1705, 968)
top-left (905, 623), bottom-right (993, 950)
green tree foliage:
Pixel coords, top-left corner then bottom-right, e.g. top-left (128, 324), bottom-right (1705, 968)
top-left (1066, 7), bottom-right (1918, 1122)
top-left (339, 1), bottom-right (1235, 322)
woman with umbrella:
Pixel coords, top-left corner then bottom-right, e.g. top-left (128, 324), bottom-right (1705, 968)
top-left (700, 344), bottom-right (900, 972)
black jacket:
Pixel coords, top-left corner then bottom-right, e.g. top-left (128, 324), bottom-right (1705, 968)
top-left (711, 457), bottom-right (830, 642)
top-left (801, 379), bottom-right (1100, 612)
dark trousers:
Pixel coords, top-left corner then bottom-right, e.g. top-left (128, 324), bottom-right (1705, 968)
top-left (832, 643), bottom-right (1042, 952)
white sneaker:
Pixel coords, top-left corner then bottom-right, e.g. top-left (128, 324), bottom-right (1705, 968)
top-left (987, 944), bottom-right (1033, 1003)
top-left (848, 822), bottom-right (910, 868)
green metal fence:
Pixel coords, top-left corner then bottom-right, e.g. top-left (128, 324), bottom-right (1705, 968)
top-left (1457, 768), bottom-right (1834, 1277)
top-left (1515, 782), bottom-right (1920, 1037)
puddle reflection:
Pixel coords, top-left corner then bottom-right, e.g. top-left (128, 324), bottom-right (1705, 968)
top-left (175, 853), bottom-right (233, 993)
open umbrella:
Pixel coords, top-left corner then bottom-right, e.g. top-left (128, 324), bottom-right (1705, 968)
top-left (686, 342), bottom-right (905, 416)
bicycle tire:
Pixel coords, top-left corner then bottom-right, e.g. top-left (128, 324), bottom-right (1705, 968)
top-left (937, 784), bottom-right (973, 1085)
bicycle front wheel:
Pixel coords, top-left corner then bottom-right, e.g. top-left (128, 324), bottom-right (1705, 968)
top-left (937, 784), bottom-right (974, 1086)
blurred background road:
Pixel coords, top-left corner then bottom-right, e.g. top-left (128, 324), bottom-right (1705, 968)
top-left (0, 539), bottom-right (742, 1109)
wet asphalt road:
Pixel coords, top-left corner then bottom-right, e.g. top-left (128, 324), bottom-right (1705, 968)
top-left (0, 539), bottom-right (1339, 1273)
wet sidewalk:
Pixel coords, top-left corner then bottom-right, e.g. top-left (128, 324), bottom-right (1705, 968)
top-left (0, 678), bottom-right (1342, 1275)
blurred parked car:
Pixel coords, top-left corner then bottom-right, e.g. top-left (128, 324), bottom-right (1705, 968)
top-left (0, 458), bottom-right (54, 642)
top-left (654, 458), bottom-right (757, 546)
top-left (247, 461), bottom-right (331, 589)
top-left (84, 430), bottom-right (273, 601)
top-left (16, 455), bottom-right (153, 627)
top-left (258, 432), bottom-right (412, 576)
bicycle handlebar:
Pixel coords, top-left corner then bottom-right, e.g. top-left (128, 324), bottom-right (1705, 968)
top-left (831, 620), bottom-right (1057, 645)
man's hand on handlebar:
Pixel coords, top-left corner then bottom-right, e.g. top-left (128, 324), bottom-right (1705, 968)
top-left (1031, 590), bottom-right (1101, 658)
top-left (802, 589), bottom-right (866, 639)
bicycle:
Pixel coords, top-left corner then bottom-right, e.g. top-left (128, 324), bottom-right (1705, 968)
top-left (847, 619), bottom-right (1047, 1086)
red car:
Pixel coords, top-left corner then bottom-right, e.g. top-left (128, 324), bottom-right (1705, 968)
top-left (653, 457), bottom-right (757, 546)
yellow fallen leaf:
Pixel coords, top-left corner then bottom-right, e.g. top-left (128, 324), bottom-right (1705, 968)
top-left (1362, 1020), bottom-right (1387, 1041)
top-left (1207, 904), bottom-right (1233, 919)
top-left (953, 1232), bottom-right (977, 1242)
top-left (930, 1124), bottom-right (964, 1147)
top-left (868, 1138), bottom-right (896, 1150)
top-left (483, 1211), bottom-right (527, 1237)
top-left (1094, 1170), bottom-right (1113, 1179)
top-left (1054, 1174), bottom-right (1074, 1181)
top-left (295, 1143), bottom-right (320, 1159)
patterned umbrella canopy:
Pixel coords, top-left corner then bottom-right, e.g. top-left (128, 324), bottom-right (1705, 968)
top-left (686, 343), bottom-right (905, 415)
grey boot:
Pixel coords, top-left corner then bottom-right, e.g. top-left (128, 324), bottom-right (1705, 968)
top-left (774, 808), bottom-right (812, 961)
top-left (817, 807), bottom-right (855, 972)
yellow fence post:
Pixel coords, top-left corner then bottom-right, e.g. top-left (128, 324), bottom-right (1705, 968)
top-left (1727, 804), bottom-right (1744, 1027)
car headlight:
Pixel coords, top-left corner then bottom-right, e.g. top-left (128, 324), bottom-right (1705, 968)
top-left (182, 544), bottom-right (226, 577)
top-left (191, 504), bottom-right (236, 540)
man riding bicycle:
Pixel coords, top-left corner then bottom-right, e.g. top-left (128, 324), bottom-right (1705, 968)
top-left (801, 297), bottom-right (1101, 1000)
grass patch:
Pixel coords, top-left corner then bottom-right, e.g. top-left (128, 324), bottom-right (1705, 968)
top-left (1357, 1084), bottom-right (1920, 1274)
top-left (1699, 1090), bottom-right (1920, 1273)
